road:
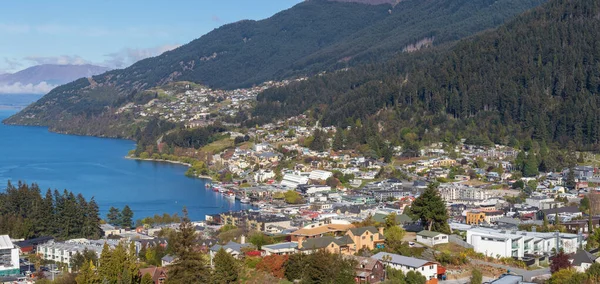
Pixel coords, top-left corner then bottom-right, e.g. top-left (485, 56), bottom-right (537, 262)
top-left (470, 259), bottom-right (551, 281)
top-left (442, 276), bottom-right (494, 284)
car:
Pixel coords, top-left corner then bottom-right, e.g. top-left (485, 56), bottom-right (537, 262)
top-left (409, 242), bottom-right (415, 247)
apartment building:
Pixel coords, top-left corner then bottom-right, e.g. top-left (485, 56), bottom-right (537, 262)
top-left (466, 227), bottom-right (585, 258)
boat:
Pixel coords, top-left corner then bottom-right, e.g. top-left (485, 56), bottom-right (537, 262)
top-left (240, 197), bottom-right (250, 204)
top-left (224, 192), bottom-right (236, 200)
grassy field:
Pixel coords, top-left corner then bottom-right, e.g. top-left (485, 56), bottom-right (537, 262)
top-left (201, 138), bottom-right (235, 154)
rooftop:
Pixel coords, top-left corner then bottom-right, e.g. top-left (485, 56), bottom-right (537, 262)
top-left (372, 252), bottom-right (434, 268)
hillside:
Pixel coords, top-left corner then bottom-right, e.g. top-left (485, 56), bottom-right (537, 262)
top-left (4, 0), bottom-right (545, 138)
top-left (251, 0), bottom-right (600, 153)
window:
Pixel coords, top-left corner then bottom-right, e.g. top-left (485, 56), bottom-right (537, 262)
top-left (362, 236), bottom-right (365, 240)
top-left (331, 244), bottom-right (334, 247)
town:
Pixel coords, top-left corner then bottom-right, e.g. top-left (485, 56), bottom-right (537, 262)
top-left (3, 120), bottom-right (600, 283)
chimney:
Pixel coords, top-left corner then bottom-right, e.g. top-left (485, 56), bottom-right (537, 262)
top-left (297, 236), bottom-right (304, 249)
top-left (240, 235), bottom-right (246, 244)
top-left (378, 227), bottom-right (385, 235)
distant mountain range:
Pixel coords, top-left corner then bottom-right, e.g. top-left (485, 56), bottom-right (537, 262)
top-left (0, 64), bottom-right (110, 94)
top-left (5, 0), bottom-right (547, 138)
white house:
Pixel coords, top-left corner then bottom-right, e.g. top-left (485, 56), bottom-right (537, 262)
top-left (0, 235), bottom-right (20, 276)
top-left (308, 170), bottom-right (333, 181)
top-left (262, 242), bottom-right (298, 256)
top-left (372, 252), bottom-right (438, 281)
top-left (280, 174), bottom-right (309, 189)
top-left (416, 230), bottom-right (448, 246)
top-left (466, 227), bottom-right (585, 258)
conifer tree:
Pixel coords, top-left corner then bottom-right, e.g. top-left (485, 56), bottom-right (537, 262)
top-left (98, 243), bottom-right (113, 282)
top-left (75, 260), bottom-right (100, 284)
top-left (167, 208), bottom-right (210, 283)
top-left (408, 183), bottom-right (450, 233)
top-left (212, 248), bottom-right (239, 283)
top-left (107, 207), bottom-right (121, 226)
top-left (121, 205), bottom-right (134, 229)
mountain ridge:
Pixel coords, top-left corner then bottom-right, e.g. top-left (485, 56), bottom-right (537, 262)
top-left (4, 0), bottom-right (547, 139)
top-left (0, 64), bottom-right (110, 86)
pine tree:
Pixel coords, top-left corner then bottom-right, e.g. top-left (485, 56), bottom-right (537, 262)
top-left (212, 248), bottom-right (239, 283)
top-left (332, 128), bottom-right (345, 151)
top-left (107, 206), bottom-right (121, 226)
top-left (75, 260), bottom-right (100, 284)
top-left (121, 205), bottom-right (134, 229)
top-left (408, 183), bottom-right (450, 233)
top-left (98, 243), bottom-right (113, 283)
top-left (83, 198), bottom-right (102, 239)
top-left (167, 208), bottom-right (210, 283)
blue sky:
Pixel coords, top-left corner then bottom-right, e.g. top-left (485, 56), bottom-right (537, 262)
top-left (0, 0), bottom-right (302, 73)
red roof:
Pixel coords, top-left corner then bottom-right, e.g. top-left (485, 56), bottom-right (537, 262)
top-left (437, 266), bottom-right (446, 275)
top-left (246, 250), bottom-right (262, 257)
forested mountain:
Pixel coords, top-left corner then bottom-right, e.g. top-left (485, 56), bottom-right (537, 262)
top-left (4, 0), bottom-right (545, 138)
top-left (252, 0), bottom-right (600, 151)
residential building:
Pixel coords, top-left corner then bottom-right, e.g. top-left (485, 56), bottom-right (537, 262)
top-left (138, 266), bottom-right (167, 284)
top-left (466, 211), bottom-right (486, 225)
top-left (308, 170), bottom-right (333, 181)
top-left (347, 255), bottom-right (384, 283)
top-left (466, 227), bottom-right (585, 258)
top-left (571, 249), bottom-right (596, 273)
top-left (280, 174), bottom-right (309, 189)
top-left (0, 235), bottom-right (19, 276)
top-left (290, 222), bottom-right (355, 241)
top-left (262, 242), bottom-right (298, 256)
top-left (14, 236), bottom-right (53, 254)
top-left (209, 239), bottom-right (252, 266)
top-left (371, 252), bottom-right (439, 283)
top-left (416, 231), bottom-right (448, 246)
top-left (297, 226), bottom-right (385, 255)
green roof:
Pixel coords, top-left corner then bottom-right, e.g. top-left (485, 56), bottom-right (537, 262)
top-left (348, 226), bottom-right (379, 236)
top-left (373, 213), bottom-right (412, 224)
top-left (417, 230), bottom-right (445, 238)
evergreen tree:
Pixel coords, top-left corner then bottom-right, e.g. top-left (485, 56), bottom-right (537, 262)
top-left (408, 183), bottom-right (450, 233)
top-left (83, 198), bottom-right (102, 239)
top-left (212, 248), bottom-right (239, 283)
top-left (566, 167), bottom-right (576, 189)
top-left (75, 260), bottom-right (100, 284)
top-left (121, 205), bottom-right (134, 229)
top-left (167, 208), bottom-right (210, 283)
top-left (107, 207), bottom-right (121, 226)
top-left (98, 243), bottom-right (113, 283)
top-left (522, 154), bottom-right (539, 177)
top-left (284, 253), bottom-right (306, 281)
top-left (332, 128), bottom-right (345, 151)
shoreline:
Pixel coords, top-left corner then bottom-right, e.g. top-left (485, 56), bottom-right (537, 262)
top-left (125, 156), bottom-right (213, 181)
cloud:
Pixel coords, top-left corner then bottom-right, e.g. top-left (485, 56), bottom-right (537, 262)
top-left (1, 58), bottom-right (22, 73)
top-left (103, 44), bottom-right (181, 68)
top-left (24, 55), bottom-right (91, 66)
top-left (0, 23), bottom-right (30, 34)
top-left (211, 15), bottom-right (222, 23)
top-left (0, 82), bottom-right (56, 94)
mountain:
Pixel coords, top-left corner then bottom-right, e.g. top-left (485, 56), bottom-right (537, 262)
top-left (0, 64), bottom-right (110, 86)
top-left (251, 0), bottom-right (600, 153)
top-left (4, 0), bottom-right (546, 138)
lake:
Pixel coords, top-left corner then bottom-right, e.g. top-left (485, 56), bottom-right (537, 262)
top-left (0, 95), bottom-right (250, 221)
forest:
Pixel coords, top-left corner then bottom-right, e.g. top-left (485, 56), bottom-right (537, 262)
top-left (0, 181), bottom-right (102, 240)
top-left (251, 0), bottom-right (600, 152)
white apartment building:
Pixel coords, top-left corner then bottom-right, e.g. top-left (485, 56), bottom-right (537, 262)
top-left (372, 252), bottom-right (438, 281)
top-left (280, 174), bottom-right (309, 189)
top-left (308, 170), bottom-right (333, 181)
top-left (466, 227), bottom-right (584, 259)
top-left (0, 235), bottom-right (20, 276)
top-left (38, 239), bottom-right (141, 269)
top-left (438, 184), bottom-right (495, 202)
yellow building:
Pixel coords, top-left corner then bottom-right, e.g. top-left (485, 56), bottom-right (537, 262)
top-left (466, 211), bottom-right (486, 225)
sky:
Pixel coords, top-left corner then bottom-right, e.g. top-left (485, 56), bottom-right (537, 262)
top-left (0, 0), bottom-right (302, 74)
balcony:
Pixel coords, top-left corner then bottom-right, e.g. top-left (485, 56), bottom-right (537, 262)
top-left (524, 245), bottom-right (530, 250)
top-left (512, 243), bottom-right (519, 249)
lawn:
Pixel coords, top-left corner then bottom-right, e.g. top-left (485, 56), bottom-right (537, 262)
top-left (201, 138), bottom-right (235, 154)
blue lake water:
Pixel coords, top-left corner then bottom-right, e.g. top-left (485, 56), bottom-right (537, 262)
top-left (0, 98), bottom-right (250, 221)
